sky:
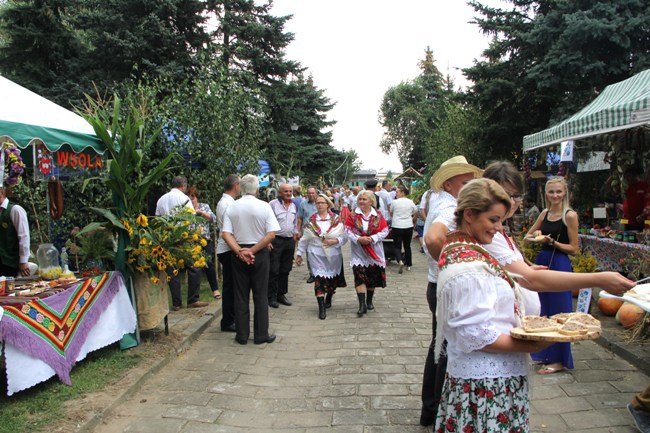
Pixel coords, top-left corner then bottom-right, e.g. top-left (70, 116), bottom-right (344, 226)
top-left (269, 0), bottom-right (504, 174)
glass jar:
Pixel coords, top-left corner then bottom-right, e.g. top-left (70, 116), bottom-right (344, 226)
top-left (36, 243), bottom-right (62, 280)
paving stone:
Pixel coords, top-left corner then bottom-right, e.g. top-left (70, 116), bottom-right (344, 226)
top-left (122, 417), bottom-right (185, 433)
top-left (380, 373), bottom-right (422, 384)
top-left (331, 373), bottom-right (380, 384)
top-left (530, 413), bottom-right (569, 432)
top-left (304, 384), bottom-right (357, 398)
top-left (162, 405), bottom-right (222, 422)
top-left (561, 407), bottom-right (636, 430)
top-left (332, 409), bottom-right (388, 426)
top-left (370, 395), bottom-right (421, 410)
top-left (531, 396), bottom-right (593, 414)
top-left (358, 384), bottom-right (410, 396)
top-left (155, 391), bottom-right (213, 406)
top-left (559, 381), bottom-right (618, 397)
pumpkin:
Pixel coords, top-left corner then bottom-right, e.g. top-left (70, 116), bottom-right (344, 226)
top-left (615, 302), bottom-right (645, 328)
top-left (597, 297), bottom-right (624, 316)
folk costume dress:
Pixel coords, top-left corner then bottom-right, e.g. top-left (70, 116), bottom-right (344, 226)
top-left (344, 207), bottom-right (389, 288)
top-left (434, 232), bottom-right (537, 433)
top-left (296, 211), bottom-right (347, 296)
top-left (531, 210), bottom-right (574, 369)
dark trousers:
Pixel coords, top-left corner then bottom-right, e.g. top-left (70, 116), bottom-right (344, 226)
top-left (421, 282), bottom-right (447, 422)
top-left (0, 264), bottom-right (19, 277)
top-left (233, 248), bottom-right (270, 342)
top-left (203, 240), bottom-right (219, 292)
top-left (168, 266), bottom-right (201, 307)
top-left (392, 226), bottom-right (414, 266)
top-left (268, 236), bottom-right (295, 302)
top-left (218, 250), bottom-right (235, 328)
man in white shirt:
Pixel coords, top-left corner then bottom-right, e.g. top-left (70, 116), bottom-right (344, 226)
top-left (216, 174), bottom-right (240, 333)
top-left (155, 176), bottom-right (208, 311)
top-left (268, 183), bottom-right (299, 308)
top-left (0, 186), bottom-right (30, 277)
top-left (222, 174), bottom-right (280, 345)
top-left (419, 156), bottom-right (483, 427)
top-left (378, 180), bottom-right (393, 223)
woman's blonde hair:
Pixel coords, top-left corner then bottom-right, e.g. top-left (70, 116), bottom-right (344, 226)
top-left (543, 177), bottom-right (572, 225)
top-left (454, 178), bottom-right (511, 227)
top-left (357, 189), bottom-right (377, 208)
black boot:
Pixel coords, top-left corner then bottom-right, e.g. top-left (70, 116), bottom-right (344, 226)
top-left (325, 292), bottom-right (333, 309)
top-left (366, 290), bottom-right (374, 310)
top-left (317, 297), bottom-right (326, 320)
top-left (357, 293), bottom-right (367, 317)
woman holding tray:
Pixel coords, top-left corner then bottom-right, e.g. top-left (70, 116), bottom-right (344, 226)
top-left (434, 178), bottom-right (554, 432)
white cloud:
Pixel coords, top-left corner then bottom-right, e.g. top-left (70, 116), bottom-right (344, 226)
top-left (270, 0), bottom-right (504, 173)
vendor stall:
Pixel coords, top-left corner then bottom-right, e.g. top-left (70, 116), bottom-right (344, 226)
top-left (0, 75), bottom-right (106, 179)
top-left (0, 271), bottom-right (136, 395)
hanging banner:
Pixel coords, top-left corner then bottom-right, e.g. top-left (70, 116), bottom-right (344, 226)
top-left (34, 143), bottom-right (105, 181)
top-left (560, 140), bottom-right (574, 162)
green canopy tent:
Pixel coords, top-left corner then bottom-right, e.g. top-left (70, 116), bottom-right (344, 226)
top-left (0, 75), bottom-right (105, 156)
top-left (523, 69), bottom-right (650, 152)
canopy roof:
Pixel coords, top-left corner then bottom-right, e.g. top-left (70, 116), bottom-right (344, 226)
top-left (0, 76), bottom-right (104, 154)
top-left (523, 69), bottom-right (650, 152)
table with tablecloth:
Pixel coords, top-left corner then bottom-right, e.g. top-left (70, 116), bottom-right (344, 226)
top-left (579, 234), bottom-right (650, 272)
top-left (0, 271), bottom-right (137, 396)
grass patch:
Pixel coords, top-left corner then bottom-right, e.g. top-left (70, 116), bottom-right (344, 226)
top-left (0, 343), bottom-right (140, 433)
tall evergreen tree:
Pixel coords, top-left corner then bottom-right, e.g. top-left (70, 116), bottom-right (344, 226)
top-left (464, 0), bottom-right (650, 162)
top-left (0, 0), bottom-right (85, 105)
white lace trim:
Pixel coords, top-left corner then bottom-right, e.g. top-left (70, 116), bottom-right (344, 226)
top-left (447, 351), bottom-right (530, 379)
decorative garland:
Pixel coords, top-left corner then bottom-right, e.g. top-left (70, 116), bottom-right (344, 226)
top-left (2, 141), bottom-right (26, 187)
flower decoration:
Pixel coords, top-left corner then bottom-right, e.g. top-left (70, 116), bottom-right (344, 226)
top-left (122, 205), bottom-right (207, 283)
top-left (2, 141), bottom-right (26, 187)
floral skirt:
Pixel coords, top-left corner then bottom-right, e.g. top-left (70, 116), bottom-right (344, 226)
top-left (435, 374), bottom-right (529, 433)
top-left (314, 272), bottom-right (347, 296)
top-left (352, 264), bottom-right (386, 289)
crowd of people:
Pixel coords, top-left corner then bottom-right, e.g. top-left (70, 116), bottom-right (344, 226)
top-left (2, 156), bottom-right (648, 433)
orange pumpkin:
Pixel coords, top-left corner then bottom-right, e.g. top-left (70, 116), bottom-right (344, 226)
top-left (597, 297), bottom-right (624, 316)
top-left (615, 302), bottom-right (645, 328)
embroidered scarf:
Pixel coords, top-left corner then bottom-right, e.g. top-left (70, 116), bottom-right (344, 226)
top-left (434, 231), bottom-right (525, 362)
top-left (303, 211), bottom-right (344, 261)
top-left (344, 210), bottom-right (388, 262)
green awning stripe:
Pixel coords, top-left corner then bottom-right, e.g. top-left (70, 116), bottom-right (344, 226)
top-left (0, 119), bottom-right (105, 154)
top-left (523, 69), bottom-right (650, 152)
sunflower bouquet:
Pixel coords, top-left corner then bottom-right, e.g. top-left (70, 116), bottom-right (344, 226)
top-left (122, 205), bottom-right (207, 283)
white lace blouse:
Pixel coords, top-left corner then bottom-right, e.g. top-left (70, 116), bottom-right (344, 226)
top-left (439, 271), bottom-right (536, 379)
top-left (345, 208), bottom-right (389, 268)
top-left (483, 231), bottom-right (541, 316)
top-left (296, 219), bottom-right (347, 278)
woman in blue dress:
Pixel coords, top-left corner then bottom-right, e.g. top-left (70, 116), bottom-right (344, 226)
top-left (525, 177), bottom-right (579, 374)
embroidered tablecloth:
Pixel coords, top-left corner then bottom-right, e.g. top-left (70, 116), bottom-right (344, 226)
top-left (0, 271), bottom-right (137, 395)
top-left (579, 235), bottom-right (650, 272)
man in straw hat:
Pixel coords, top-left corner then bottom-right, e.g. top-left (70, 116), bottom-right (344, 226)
top-left (419, 155), bottom-right (483, 426)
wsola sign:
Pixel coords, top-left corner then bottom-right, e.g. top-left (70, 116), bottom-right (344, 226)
top-left (36, 143), bottom-right (105, 180)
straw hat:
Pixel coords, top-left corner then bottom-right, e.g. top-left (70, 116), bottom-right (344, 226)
top-left (430, 156), bottom-right (483, 192)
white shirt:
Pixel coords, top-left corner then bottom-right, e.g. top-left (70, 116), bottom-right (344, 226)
top-left (483, 231), bottom-right (541, 316)
top-left (223, 195), bottom-right (280, 245)
top-left (155, 188), bottom-right (193, 216)
top-left (423, 191), bottom-right (457, 283)
top-left (378, 189), bottom-right (392, 221)
top-left (0, 198), bottom-right (30, 264)
top-left (269, 199), bottom-right (298, 237)
top-left (439, 271), bottom-right (534, 379)
top-left (390, 197), bottom-right (417, 229)
top-left (216, 193), bottom-right (235, 254)
top-left (296, 219), bottom-right (347, 277)
top-left (345, 207), bottom-right (389, 268)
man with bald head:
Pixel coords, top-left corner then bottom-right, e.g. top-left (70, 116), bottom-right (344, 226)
top-left (268, 183), bottom-right (299, 308)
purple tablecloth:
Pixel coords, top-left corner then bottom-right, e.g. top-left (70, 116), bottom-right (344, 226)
top-left (579, 234), bottom-right (650, 272)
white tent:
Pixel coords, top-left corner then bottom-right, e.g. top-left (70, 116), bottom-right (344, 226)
top-left (0, 75), bottom-right (104, 154)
